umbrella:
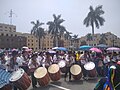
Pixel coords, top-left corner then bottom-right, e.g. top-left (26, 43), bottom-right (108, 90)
top-left (57, 47), bottom-right (67, 51)
top-left (90, 47), bottom-right (102, 53)
top-left (106, 47), bottom-right (120, 51)
top-left (52, 47), bottom-right (58, 50)
top-left (79, 45), bottom-right (92, 50)
top-left (97, 44), bottom-right (108, 48)
top-left (48, 50), bottom-right (56, 53)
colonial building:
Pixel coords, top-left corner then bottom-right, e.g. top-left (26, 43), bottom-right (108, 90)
top-left (22, 33), bottom-right (39, 51)
top-left (77, 32), bottom-right (120, 47)
top-left (0, 23), bottom-right (27, 49)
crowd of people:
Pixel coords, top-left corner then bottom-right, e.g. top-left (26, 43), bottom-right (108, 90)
top-left (0, 47), bottom-right (120, 90)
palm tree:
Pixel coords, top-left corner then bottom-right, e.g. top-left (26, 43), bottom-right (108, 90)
top-left (64, 31), bottom-right (72, 40)
top-left (31, 20), bottom-right (46, 50)
top-left (86, 33), bottom-right (92, 45)
top-left (99, 33), bottom-right (107, 45)
top-left (71, 34), bottom-right (78, 48)
top-left (83, 5), bottom-right (105, 46)
top-left (47, 14), bottom-right (66, 47)
top-left (72, 34), bottom-right (78, 39)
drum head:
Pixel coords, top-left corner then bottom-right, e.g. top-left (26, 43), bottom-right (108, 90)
top-left (84, 62), bottom-right (95, 70)
top-left (48, 64), bottom-right (59, 74)
top-left (34, 67), bottom-right (47, 79)
top-left (9, 68), bottom-right (24, 82)
top-left (58, 60), bottom-right (66, 68)
top-left (70, 64), bottom-right (81, 75)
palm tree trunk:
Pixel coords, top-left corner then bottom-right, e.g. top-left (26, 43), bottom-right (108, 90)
top-left (56, 37), bottom-right (58, 47)
top-left (92, 25), bottom-right (95, 46)
top-left (39, 38), bottom-right (41, 51)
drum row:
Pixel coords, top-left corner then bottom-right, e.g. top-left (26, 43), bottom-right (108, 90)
top-left (1, 62), bottom-right (97, 90)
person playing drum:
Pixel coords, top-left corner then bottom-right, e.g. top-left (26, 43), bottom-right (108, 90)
top-left (6, 49), bottom-right (19, 90)
top-left (28, 53), bottom-right (40, 88)
top-left (80, 51), bottom-right (89, 79)
top-left (44, 52), bottom-right (53, 69)
top-left (64, 51), bottom-right (75, 81)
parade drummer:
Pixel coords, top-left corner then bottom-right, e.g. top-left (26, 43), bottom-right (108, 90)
top-left (6, 49), bottom-right (19, 90)
top-left (80, 51), bottom-right (88, 79)
top-left (28, 53), bottom-right (40, 88)
top-left (19, 50), bottom-right (30, 73)
top-left (75, 51), bottom-right (81, 65)
top-left (36, 52), bottom-right (44, 67)
top-left (0, 52), bottom-right (6, 64)
top-left (44, 52), bottom-right (53, 68)
top-left (64, 51), bottom-right (75, 81)
top-left (94, 62), bottom-right (120, 90)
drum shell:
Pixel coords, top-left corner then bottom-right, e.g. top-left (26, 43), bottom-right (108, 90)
top-left (58, 60), bottom-right (66, 73)
top-left (37, 73), bottom-right (50, 86)
top-left (0, 84), bottom-right (12, 90)
top-left (48, 64), bottom-right (61, 81)
top-left (70, 64), bottom-right (82, 80)
top-left (87, 68), bottom-right (97, 77)
top-left (49, 70), bottom-right (61, 81)
top-left (72, 72), bottom-right (82, 80)
top-left (84, 62), bottom-right (97, 77)
top-left (10, 72), bottom-right (31, 90)
top-left (60, 67), bottom-right (66, 73)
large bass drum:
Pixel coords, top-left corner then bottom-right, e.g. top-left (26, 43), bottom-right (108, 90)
top-left (34, 67), bottom-right (50, 86)
top-left (58, 60), bottom-right (66, 73)
top-left (84, 62), bottom-right (97, 77)
top-left (48, 64), bottom-right (61, 81)
top-left (70, 64), bottom-right (82, 80)
top-left (9, 68), bottom-right (31, 90)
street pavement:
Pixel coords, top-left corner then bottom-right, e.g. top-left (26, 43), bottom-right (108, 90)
top-left (28, 75), bottom-right (99, 90)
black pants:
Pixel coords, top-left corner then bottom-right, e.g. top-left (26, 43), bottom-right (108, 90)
top-left (64, 66), bottom-right (71, 80)
top-left (31, 72), bottom-right (37, 87)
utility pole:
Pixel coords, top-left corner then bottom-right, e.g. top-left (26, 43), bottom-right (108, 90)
top-left (6, 9), bottom-right (17, 25)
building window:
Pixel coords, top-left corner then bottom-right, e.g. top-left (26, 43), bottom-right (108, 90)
top-left (6, 34), bottom-right (8, 36)
top-left (36, 40), bottom-right (38, 42)
top-left (32, 44), bottom-right (33, 46)
top-left (0, 29), bottom-right (3, 31)
top-left (1, 33), bottom-right (4, 36)
top-left (11, 34), bottom-right (13, 36)
top-left (9, 27), bottom-right (11, 30)
top-left (28, 40), bottom-right (29, 42)
top-left (15, 34), bottom-right (17, 37)
top-left (32, 40), bottom-right (33, 42)
top-left (5, 27), bottom-right (7, 29)
top-left (7, 39), bottom-right (9, 41)
top-left (28, 43), bottom-right (30, 46)
top-left (14, 28), bottom-right (16, 30)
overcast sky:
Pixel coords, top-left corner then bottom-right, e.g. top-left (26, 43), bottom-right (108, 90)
top-left (0, 0), bottom-right (120, 37)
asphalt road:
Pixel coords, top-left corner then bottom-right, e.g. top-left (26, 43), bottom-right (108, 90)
top-left (28, 75), bottom-right (99, 90)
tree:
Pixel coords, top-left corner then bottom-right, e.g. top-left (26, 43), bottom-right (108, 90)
top-left (47, 14), bottom-right (66, 47)
top-left (83, 5), bottom-right (105, 46)
top-left (99, 33), bottom-right (107, 45)
top-left (31, 20), bottom-right (46, 50)
top-left (81, 40), bottom-right (87, 46)
top-left (86, 33), bottom-right (92, 45)
top-left (64, 31), bottom-right (72, 40)
top-left (72, 34), bottom-right (78, 40)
